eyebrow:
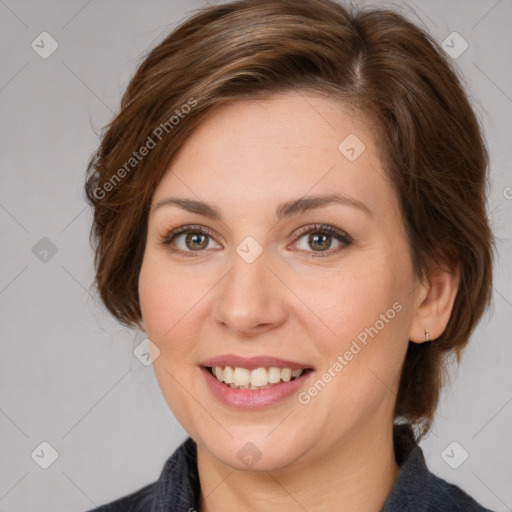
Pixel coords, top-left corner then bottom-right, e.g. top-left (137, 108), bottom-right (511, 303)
top-left (152, 193), bottom-right (373, 221)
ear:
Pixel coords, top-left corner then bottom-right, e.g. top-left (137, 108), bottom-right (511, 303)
top-left (409, 262), bottom-right (460, 343)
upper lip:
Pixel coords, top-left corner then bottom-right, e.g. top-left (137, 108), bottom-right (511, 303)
top-left (199, 354), bottom-right (314, 371)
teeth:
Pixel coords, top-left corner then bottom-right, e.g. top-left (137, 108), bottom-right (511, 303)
top-left (223, 366), bottom-right (234, 384)
top-left (210, 366), bottom-right (306, 389)
top-left (214, 366), bottom-right (223, 381)
top-left (233, 367), bottom-right (250, 386)
top-left (268, 367), bottom-right (281, 383)
top-left (250, 367), bottom-right (268, 386)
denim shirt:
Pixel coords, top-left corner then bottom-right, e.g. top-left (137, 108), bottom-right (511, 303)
top-left (87, 424), bottom-right (495, 511)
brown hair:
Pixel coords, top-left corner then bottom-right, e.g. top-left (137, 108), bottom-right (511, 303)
top-left (84, 0), bottom-right (494, 440)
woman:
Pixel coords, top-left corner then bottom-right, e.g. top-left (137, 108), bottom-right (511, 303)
top-left (84, 0), bottom-right (495, 510)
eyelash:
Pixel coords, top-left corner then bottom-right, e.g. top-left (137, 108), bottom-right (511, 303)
top-left (159, 223), bottom-right (353, 258)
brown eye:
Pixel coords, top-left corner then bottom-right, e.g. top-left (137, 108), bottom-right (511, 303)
top-left (306, 233), bottom-right (333, 251)
top-left (182, 232), bottom-right (209, 251)
top-left (291, 224), bottom-right (352, 257)
top-left (160, 225), bottom-right (221, 255)
top-left (160, 223), bottom-right (352, 259)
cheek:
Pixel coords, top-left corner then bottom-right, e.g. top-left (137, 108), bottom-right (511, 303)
top-left (298, 256), bottom-right (407, 337)
top-left (296, 254), bottom-right (412, 394)
top-left (139, 252), bottom-right (200, 337)
top-left (138, 258), bottom-right (207, 430)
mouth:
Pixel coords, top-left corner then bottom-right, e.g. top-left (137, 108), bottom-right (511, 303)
top-left (205, 365), bottom-right (314, 390)
top-left (198, 354), bottom-right (315, 408)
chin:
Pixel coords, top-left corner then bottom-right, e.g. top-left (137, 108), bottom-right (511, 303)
top-left (198, 426), bottom-right (308, 472)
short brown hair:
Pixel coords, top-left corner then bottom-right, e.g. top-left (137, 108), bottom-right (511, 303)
top-left (84, 0), bottom-right (494, 440)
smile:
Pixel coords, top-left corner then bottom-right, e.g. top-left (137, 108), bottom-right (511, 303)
top-left (207, 365), bottom-right (307, 390)
top-left (199, 355), bottom-right (315, 409)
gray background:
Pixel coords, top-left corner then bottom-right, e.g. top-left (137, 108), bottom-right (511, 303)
top-left (0, 0), bottom-right (511, 510)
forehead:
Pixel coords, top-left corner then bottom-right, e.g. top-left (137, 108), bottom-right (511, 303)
top-left (152, 92), bottom-right (393, 220)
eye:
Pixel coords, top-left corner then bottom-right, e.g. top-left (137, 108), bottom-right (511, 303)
top-left (159, 224), bottom-right (221, 256)
top-left (159, 223), bottom-right (352, 258)
top-left (289, 223), bottom-right (352, 258)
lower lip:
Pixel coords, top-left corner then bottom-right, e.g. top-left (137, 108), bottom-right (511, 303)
top-left (200, 366), bottom-right (313, 409)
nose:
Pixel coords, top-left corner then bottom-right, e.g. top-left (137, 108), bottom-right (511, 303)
top-left (212, 248), bottom-right (288, 338)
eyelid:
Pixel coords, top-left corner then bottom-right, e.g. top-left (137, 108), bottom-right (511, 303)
top-left (291, 223), bottom-right (351, 241)
top-left (287, 223), bottom-right (353, 257)
top-left (159, 222), bottom-right (352, 257)
top-left (159, 224), bottom-right (220, 247)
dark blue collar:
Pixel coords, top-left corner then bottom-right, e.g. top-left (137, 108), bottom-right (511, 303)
top-left (94, 423), bottom-right (493, 511)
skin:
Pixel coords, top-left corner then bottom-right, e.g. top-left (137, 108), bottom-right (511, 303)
top-left (138, 91), bottom-right (459, 512)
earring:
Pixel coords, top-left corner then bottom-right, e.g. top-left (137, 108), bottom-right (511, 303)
top-left (425, 329), bottom-right (431, 342)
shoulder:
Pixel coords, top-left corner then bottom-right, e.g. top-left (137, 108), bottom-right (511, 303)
top-left (424, 472), bottom-right (495, 512)
top-left (85, 481), bottom-right (155, 511)
top-left (85, 436), bottom-right (200, 512)
top-left (382, 424), bottom-right (496, 512)
top-left (384, 450), bottom-right (496, 511)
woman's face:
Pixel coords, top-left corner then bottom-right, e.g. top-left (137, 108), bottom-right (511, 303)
top-left (139, 92), bottom-right (422, 471)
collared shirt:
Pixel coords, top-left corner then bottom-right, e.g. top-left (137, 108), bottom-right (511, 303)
top-left (87, 424), bottom-right (495, 511)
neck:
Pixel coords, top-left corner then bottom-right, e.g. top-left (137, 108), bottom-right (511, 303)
top-left (196, 418), bottom-right (400, 512)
